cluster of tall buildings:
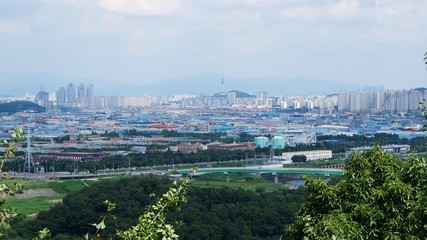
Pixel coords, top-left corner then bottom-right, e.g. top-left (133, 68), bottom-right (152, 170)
top-left (338, 88), bottom-right (427, 112)
top-left (29, 85), bottom-right (427, 114)
top-left (56, 83), bottom-right (94, 108)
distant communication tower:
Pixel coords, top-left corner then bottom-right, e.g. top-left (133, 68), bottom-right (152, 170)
top-left (24, 128), bottom-right (34, 173)
top-left (221, 78), bottom-right (225, 93)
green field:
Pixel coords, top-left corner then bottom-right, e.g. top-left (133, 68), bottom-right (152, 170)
top-left (3, 196), bottom-right (58, 216)
top-left (190, 172), bottom-right (287, 192)
top-left (190, 180), bottom-right (286, 192)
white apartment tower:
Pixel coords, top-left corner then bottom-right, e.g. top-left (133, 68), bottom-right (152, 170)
top-left (56, 87), bottom-right (66, 105)
top-left (66, 83), bottom-right (76, 103)
top-left (256, 91), bottom-right (268, 107)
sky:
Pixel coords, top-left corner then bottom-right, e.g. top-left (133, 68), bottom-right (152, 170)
top-left (0, 0), bottom-right (426, 91)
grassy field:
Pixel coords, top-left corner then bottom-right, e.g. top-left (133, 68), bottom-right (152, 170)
top-left (190, 172), bottom-right (287, 192)
top-left (47, 180), bottom-right (94, 194)
top-left (3, 196), bottom-right (59, 216)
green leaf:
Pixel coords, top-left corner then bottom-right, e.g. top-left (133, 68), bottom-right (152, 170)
top-left (96, 220), bottom-right (106, 230)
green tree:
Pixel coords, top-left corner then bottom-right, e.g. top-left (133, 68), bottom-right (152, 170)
top-left (0, 127), bottom-right (25, 237)
top-left (287, 145), bottom-right (427, 239)
top-left (291, 155), bottom-right (307, 163)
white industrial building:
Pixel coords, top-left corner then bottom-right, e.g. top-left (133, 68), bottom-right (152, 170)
top-left (281, 150), bottom-right (332, 162)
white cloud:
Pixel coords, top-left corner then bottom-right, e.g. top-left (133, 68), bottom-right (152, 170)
top-left (327, 0), bottom-right (360, 20)
top-left (39, 0), bottom-right (81, 4)
top-left (280, 0), bottom-right (364, 22)
top-left (98, 0), bottom-right (181, 16)
top-left (0, 20), bottom-right (29, 34)
top-left (280, 6), bottom-right (320, 21)
top-left (210, 0), bottom-right (281, 7)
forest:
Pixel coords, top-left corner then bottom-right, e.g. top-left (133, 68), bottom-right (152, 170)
top-left (10, 175), bottom-right (306, 239)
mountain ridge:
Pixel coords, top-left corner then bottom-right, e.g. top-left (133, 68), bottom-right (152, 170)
top-left (0, 72), bottom-right (374, 96)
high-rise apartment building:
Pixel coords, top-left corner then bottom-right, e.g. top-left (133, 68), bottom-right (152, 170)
top-left (86, 84), bottom-right (94, 108)
top-left (78, 83), bottom-right (86, 99)
top-left (256, 91), bottom-right (268, 107)
top-left (339, 89), bottom-right (427, 113)
top-left (87, 84), bottom-right (94, 97)
top-left (56, 87), bottom-right (66, 105)
top-left (227, 91), bottom-right (236, 105)
top-left (77, 83), bottom-right (86, 106)
top-left (67, 83), bottom-right (76, 103)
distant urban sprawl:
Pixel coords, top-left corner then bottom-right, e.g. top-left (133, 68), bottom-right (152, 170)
top-left (2, 83), bottom-right (427, 113)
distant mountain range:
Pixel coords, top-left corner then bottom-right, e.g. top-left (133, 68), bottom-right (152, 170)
top-left (134, 73), bottom-right (369, 96)
top-left (0, 72), bottom-right (378, 97)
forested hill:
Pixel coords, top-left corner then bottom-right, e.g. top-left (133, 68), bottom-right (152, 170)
top-left (0, 101), bottom-right (45, 113)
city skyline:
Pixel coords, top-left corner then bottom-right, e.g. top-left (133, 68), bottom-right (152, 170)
top-left (18, 82), bottom-right (427, 113)
top-left (0, 1), bottom-right (426, 93)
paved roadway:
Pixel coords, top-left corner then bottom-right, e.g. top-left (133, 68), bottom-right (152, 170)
top-left (179, 164), bottom-right (344, 175)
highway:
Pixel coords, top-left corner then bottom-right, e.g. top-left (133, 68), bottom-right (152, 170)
top-left (179, 165), bottom-right (344, 175)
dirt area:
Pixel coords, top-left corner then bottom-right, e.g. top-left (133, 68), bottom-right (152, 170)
top-left (11, 188), bottom-right (59, 199)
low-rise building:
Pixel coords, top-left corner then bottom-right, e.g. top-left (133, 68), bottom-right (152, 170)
top-left (345, 144), bottom-right (410, 157)
top-left (207, 142), bottom-right (256, 151)
top-left (281, 150), bottom-right (332, 162)
top-left (175, 142), bottom-right (204, 154)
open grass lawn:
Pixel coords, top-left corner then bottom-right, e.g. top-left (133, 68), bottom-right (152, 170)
top-left (190, 172), bottom-right (286, 192)
top-left (201, 172), bottom-right (266, 182)
top-left (4, 196), bottom-right (60, 215)
top-left (190, 180), bottom-right (286, 192)
top-left (47, 179), bottom-right (95, 194)
top-left (4, 178), bottom-right (51, 189)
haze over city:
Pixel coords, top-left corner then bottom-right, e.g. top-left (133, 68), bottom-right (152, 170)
top-left (0, 0), bottom-right (426, 95)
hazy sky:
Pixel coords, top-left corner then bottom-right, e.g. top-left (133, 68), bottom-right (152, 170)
top-left (0, 0), bottom-right (426, 90)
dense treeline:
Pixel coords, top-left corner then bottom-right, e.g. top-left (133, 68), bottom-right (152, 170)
top-left (4, 149), bottom-right (257, 173)
top-left (12, 176), bottom-right (306, 239)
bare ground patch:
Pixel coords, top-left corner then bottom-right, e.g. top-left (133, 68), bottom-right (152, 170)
top-left (48, 199), bottom-right (62, 203)
top-left (11, 188), bottom-right (59, 199)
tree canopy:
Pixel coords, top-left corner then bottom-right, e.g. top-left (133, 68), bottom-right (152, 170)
top-left (287, 145), bottom-right (427, 239)
top-left (291, 155), bottom-right (307, 163)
